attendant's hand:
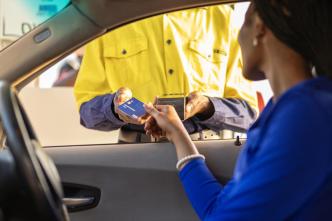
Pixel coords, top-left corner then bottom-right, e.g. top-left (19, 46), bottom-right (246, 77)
top-left (144, 104), bottom-right (187, 141)
top-left (185, 91), bottom-right (214, 120)
top-left (114, 87), bottom-right (147, 125)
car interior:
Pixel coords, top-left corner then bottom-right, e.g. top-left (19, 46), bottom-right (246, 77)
top-left (0, 0), bottom-right (269, 220)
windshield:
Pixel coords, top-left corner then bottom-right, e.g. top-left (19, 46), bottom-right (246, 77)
top-left (0, 0), bottom-right (70, 51)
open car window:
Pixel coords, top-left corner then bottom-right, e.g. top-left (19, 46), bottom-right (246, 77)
top-left (18, 2), bottom-right (273, 147)
top-left (0, 0), bottom-right (70, 51)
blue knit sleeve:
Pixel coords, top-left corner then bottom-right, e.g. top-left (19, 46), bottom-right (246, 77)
top-left (200, 97), bottom-right (257, 133)
top-left (79, 93), bottom-right (126, 131)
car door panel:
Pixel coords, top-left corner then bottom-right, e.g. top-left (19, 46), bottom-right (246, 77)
top-left (45, 140), bottom-right (242, 221)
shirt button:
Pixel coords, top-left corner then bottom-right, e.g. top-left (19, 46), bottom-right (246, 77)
top-left (122, 49), bottom-right (127, 55)
top-left (166, 39), bottom-right (172, 45)
top-left (168, 69), bottom-right (174, 74)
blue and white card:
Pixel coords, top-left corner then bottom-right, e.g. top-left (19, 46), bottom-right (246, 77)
top-left (118, 98), bottom-right (147, 119)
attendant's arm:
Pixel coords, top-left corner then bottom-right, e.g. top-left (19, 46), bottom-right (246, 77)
top-left (184, 92), bottom-right (256, 133)
top-left (79, 93), bottom-right (126, 131)
top-left (197, 97), bottom-right (256, 133)
top-left (179, 95), bottom-right (331, 221)
top-left (80, 87), bottom-right (147, 130)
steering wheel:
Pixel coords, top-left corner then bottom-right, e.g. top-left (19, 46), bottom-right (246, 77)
top-left (0, 82), bottom-right (69, 221)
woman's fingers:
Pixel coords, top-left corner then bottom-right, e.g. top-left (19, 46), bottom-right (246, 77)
top-left (144, 117), bottom-right (153, 129)
top-left (145, 117), bottom-right (162, 136)
top-left (144, 103), bottom-right (161, 119)
top-left (144, 103), bottom-right (181, 140)
top-left (145, 103), bottom-right (170, 115)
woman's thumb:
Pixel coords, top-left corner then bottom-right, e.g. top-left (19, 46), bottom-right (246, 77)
top-left (144, 103), bottom-right (159, 118)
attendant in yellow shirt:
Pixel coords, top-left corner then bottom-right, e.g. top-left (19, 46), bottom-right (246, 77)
top-left (74, 5), bottom-right (257, 139)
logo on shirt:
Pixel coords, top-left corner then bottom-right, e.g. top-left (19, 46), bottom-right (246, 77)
top-left (213, 49), bottom-right (227, 56)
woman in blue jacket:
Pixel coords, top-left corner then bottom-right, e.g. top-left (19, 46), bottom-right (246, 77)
top-left (144, 0), bottom-right (332, 220)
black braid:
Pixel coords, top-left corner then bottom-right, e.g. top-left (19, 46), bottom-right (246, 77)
top-left (253, 0), bottom-right (332, 77)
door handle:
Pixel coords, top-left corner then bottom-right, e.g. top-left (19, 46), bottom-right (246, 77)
top-left (62, 183), bottom-right (101, 212)
top-left (63, 197), bottom-right (95, 207)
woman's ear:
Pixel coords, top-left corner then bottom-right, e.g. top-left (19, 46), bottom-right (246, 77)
top-left (254, 14), bottom-right (266, 41)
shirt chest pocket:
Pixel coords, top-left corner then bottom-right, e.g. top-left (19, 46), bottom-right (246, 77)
top-left (187, 40), bottom-right (228, 95)
top-left (189, 40), bottom-right (227, 63)
top-left (103, 36), bottom-right (151, 90)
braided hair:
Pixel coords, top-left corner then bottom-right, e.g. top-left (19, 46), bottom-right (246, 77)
top-left (253, 0), bottom-right (331, 77)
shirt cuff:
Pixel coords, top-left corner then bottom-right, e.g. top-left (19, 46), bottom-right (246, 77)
top-left (104, 95), bottom-right (126, 127)
top-left (198, 97), bottom-right (252, 132)
top-left (198, 97), bottom-right (224, 127)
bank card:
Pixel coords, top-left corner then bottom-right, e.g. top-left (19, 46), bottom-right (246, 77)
top-left (118, 98), bottom-right (147, 119)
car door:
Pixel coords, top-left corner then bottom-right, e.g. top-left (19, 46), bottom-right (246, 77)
top-left (45, 141), bottom-right (242, 221)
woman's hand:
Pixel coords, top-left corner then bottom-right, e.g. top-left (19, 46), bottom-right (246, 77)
top-left (144, 104), bottom-right (187, 141)
top-left (145, 103), bottom-right (199, 163)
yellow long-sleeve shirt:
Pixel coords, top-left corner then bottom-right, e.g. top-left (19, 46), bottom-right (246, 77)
top-left (74, 5), bottom-right (257, 112)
